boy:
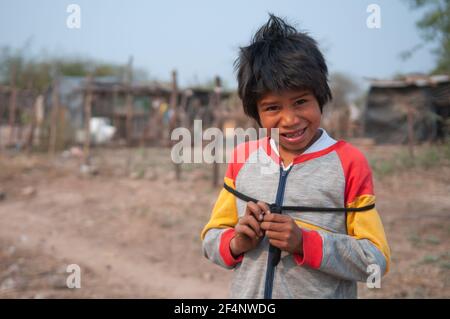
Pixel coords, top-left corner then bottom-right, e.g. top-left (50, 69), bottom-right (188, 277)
top-left (201, 14), bottom-right (390, 299)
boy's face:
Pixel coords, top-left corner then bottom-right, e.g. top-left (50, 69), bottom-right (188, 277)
top-left (257, 89), bottom-right (322, 156)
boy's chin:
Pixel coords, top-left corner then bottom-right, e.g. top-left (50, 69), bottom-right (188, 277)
top-left (277, 127), bottom-right (320, 155)
top-left (279, 141), bottom-right (310, 155)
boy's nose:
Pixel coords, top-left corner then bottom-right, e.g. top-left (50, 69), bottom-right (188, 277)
top-left (280, 107), bottom-right (301, 127)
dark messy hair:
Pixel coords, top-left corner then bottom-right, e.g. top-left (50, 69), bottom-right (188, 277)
top-left (234, 14), bottom-right (332, 124)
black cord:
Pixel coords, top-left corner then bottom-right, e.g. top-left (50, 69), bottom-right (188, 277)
top-left (223, 183), bottom-right (375, 213)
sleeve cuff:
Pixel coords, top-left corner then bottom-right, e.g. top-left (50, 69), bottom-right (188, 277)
top-left (293, 229), bottom-right (323, 269)
top-left (219, 228), bottom-right (244, 267)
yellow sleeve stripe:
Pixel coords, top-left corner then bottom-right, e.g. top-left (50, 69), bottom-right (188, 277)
top-left (294, 220), bottom-right (330, 233)
top-left (347, 194), bottom-right (391, 272)
top-left (200, 176), bottom-right (239, 240)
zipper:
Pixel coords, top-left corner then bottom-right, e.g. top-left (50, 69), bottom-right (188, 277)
top-left (275, 167), bottom-right (291, 206)
top-left (264, 165), bottom-right (292, 299)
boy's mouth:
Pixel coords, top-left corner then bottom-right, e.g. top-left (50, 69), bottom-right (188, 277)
top-left (279, 127), bottom-right (307, 144)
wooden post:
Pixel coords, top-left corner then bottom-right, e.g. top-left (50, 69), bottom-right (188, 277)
top-left (26, 92), bottom-right (38, 153)
top-left (407, 105), bottom-right (415, 159)
top-left (58, 106), bottom-right (67, 151)
top-left (169, 70), bottom-right (181, 180)
top-left (112, 84), bottom-right (119, 141)
top-left (212, 76), bottom-right (222, 188)
top-left (7, 64), bottom-right (17, 146)
top-left (139, 90), bottom-right (155, 147)
top-left (125, 56), bottom-right (134, 146)
top-left (48, 76), bottom-right (60, 156)
top-left (394, 95), bottom-right (416, 159)
top-left (179, 89), bottom-right (191, 129)
top-left (83, 75), bottom-right (93, 165)
top-left (16, 80), bottom-right (32, 148)
top-left (35, 95), bottom-right (45, 151)
top-left (0, 86), bottom-right (4, 149)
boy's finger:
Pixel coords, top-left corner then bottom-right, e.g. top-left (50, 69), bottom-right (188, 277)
top-left (256, 201), bottom-right (271, 217)
top-left (265, 230), bottom-right (287, 241)
top-left (235, 223), bottom-right (259, 240)
top-left (268, 238), bottom-right (287, 250)
top-left (263, 213), bottom-right (291, 223)
top-left (246, 201), bottom-right (264, 221)
top-left (241, 215), bottom-right (263, 237)
top-left (260, 221), bottom-right (285, 232)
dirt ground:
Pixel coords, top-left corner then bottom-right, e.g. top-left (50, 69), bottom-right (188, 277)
top-left (0, 143), bottom-right (449, 299)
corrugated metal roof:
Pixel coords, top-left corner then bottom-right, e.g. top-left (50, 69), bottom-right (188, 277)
top-left (368, 74), bottom-right (449, 88)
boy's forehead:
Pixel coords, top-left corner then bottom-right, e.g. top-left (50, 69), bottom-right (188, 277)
top-left (258, 88), bottom-right (313, 104)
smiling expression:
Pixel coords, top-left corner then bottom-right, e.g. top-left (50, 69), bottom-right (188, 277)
top-left (257, 89), bottom-right (322, 165)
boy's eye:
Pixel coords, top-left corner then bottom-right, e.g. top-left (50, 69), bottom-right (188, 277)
top-left (294, 99), bottom-right (307, 106)
top-left (265, 105), bottom-right (280, 112)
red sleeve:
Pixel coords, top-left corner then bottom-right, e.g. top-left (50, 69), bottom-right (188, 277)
top-left (335, 142), bottom-right (374, 204)
top-left (293, 229), bottom-right (323, 269)
top-left (219, 228), bottom-right (243, 267)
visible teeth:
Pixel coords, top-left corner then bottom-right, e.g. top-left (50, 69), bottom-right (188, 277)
top-left (286, 132), bottom-right (298, 137)
top-left (284, 128), bottom-right (305, 138)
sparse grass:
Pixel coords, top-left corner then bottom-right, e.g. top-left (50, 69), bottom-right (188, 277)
top-left (440, 261), bottom-right (450, 270)
top-left (397, 151), bottom-right (416, 169)
top-left (371, 159), bottom-right (395, 176)
top-left (132, 167), bottom-right (146, 179)
top-left (408, 233), bottom-right (421, 246)
top-left (417, 251), bottom-right (450, 267)
top-left (408, 233), bottom-right (442, 248)
top-left (443, 138), bottom-right (450, 161)
top-left (421, 255), bottom-right (440, 264)
top-left (417, 147), bottom-right (441, 169)
top-left (181, 163), bottom-right (205, 172)
top-left (424, 236), bottom-right (441, 245)
top-left (412, 287), bottom-right (426, 298)
top-left (158, 214), bottom-right (178, 229)
top-left (370, 141), bottom-right (450, 178)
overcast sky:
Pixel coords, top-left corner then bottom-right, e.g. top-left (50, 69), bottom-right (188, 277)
top-left (0, 0), bottom-right (436, 88)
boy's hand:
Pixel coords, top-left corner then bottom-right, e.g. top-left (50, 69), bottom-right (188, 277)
top-left (230, 201), bottom-right (270, 258)
top-left (261, 213), bottom-right (303, 255)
